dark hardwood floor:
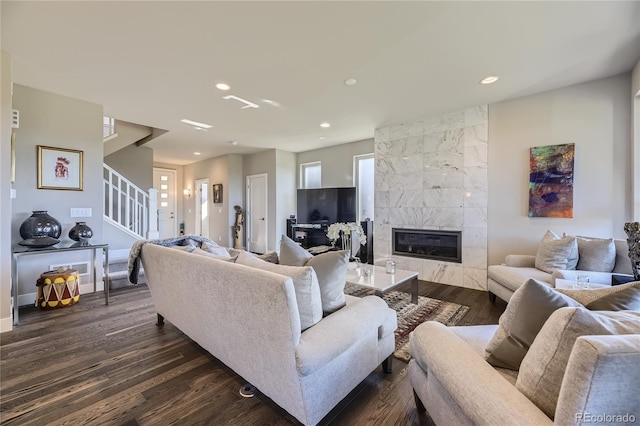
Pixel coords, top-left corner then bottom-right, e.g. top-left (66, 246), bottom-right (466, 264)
top-left (1, 280), bottom-right (506, 425)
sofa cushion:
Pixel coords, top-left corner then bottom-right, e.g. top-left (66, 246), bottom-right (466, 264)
top-left (236, 251), bottom-right (322, 330)
top-left (535, 230), bottom-right (577, 273)
top-left (226, 247), bottom-right (279, 263)
top-left (192, 247), bottom-right (237, 262)
top-left (555, 281), bottom-right (640, 310)
top-left (576, 237), bottom-right (616, 272)
top-left (613, 239), bottom-right (634, 275)
top-left (487, 265), bottom-right (552, 293)
top-left (279, 235), bottom-right (350, 314)
top-left (516, 308), bottom-right (640, 418)
top-left (485, 279), bottom-right (582, 370)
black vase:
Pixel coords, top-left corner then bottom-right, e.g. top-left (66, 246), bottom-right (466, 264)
top-left (20, 211), bottom-right (62, 239)
top-left (69, 222), bottom-right (93, 243)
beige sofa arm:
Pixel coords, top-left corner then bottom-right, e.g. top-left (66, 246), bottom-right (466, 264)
top-left (505, 254), bottom-right (537, 268)
top-left (295, 296), bottom-right (395, 376)
top-left (411, 322), bottom-right (552, 425)
top-left (555, 334), bottom-right (640, 424)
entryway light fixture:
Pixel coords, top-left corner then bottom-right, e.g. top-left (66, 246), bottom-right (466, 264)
top-left (480, 76), bottom-right (499, 85)
top-left (183, 188), bottom-right (192, 198)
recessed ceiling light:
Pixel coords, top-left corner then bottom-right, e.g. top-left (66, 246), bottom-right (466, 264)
top-left (320, 122), bottom-right (331, 128)
top-left (194, 152), bottom-right (201, 155)
top-left (229, 141), bottom-right (238, 145)
top-left (262, 99), bottom-right (281, 107)
top-left (480, 76), bottom-right (499, 85)
top-left (344, 78), bottom-right (357, 86)
top-left (215, 83), bottom-right (230, 91)
top-left (319, 137), bottom-right (326, 140)
top-left (181, 119), bottom-right (212, 128)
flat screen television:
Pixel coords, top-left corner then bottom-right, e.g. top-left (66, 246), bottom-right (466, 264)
top-left (297, 187), bottom-right (356, 225)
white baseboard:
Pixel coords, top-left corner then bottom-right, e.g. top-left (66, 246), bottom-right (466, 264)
top-left (0, 316), bottom-right (13, 332)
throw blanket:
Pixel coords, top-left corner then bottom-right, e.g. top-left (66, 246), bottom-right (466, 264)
top-left (128, 235), bottom-right (218, 284)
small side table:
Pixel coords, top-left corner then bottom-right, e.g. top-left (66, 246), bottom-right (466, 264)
top-left (11, 242), bottom-right (109, 325)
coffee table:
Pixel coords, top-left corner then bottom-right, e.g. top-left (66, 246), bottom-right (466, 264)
top-left (345, 263), bottom-right (420, 303)
top-left (554, 278), bottom-right (610, 290)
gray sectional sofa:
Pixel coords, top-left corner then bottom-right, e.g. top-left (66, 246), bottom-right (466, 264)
top-left (139, 243), bottom-right (397, 426)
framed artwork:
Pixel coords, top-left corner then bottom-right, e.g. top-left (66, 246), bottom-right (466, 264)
top-left (212, 183), bottom-right (223, 203)
top-left (528, 143), bottom-right (574, 218)
top-left (37, 145), bottom-right (84, 191)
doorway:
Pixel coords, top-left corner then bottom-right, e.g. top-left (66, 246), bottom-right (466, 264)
top-left (195, 178), bottom-right (209, 238)
top-left (153, 168), bottom-right (177, 239)
top-left (246, 173), bottom-right (268, 253)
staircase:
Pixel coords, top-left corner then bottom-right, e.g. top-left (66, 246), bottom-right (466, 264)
top-left (103, 165), bottom-right (158, 289)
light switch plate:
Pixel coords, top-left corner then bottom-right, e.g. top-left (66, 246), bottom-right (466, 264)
top-left (70, 208), bottom-right (92, 217)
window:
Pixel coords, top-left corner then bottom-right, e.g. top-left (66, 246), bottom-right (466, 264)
top-left (354, 154), bottom-right (374, 222)
top-left (103, 116), bottom-right (115, 138)
top-left (300, 161), bottom-right (321, 189)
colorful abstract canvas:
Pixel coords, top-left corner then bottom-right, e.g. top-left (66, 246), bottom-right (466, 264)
top-left (528, 143), bottom-right (574, 218)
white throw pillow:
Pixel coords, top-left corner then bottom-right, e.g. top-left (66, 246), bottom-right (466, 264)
top-left (236, 251), bottom-right (322, 330)
top-left (279, 235), bottom-right (350, 313)
top-left (535, 230), bottom-right (577, 273)
top-left (192, 247), bottom-right (237, 262)
top-left (200, 241), bottom-right (232, 256)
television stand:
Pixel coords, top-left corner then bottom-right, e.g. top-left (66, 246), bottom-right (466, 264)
top-left (290, 223), bottom-right (329, 249)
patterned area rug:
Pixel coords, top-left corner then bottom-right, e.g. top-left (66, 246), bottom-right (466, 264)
top-left (344, 282), bottom-right (470, 362)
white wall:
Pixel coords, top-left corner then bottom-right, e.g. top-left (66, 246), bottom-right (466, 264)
top-left (1, 51), bottom-right (13, 331)
top-left (182, 155), bottom-right (243, 246)
top-left (11, 84), bottom-right (105, 304)
top-left (276, 150), bottom-right (297, 244)
top-left (488, 74), bottom-right (632, 265)
top-left (296, 139), bottom-right (374, 188)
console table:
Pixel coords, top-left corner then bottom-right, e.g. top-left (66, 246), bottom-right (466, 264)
top-left (11, 242), bottom-right (109, 325)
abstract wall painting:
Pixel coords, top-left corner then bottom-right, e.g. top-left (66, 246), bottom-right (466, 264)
top-left (528, 143), bottom-right (574, 218)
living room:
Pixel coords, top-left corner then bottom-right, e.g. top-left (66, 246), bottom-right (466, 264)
top-left (2, 1), bottom-right (640, 424)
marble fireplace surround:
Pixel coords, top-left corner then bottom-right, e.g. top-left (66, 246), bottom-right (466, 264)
top-left (373, 105), bottom-right (488, 291)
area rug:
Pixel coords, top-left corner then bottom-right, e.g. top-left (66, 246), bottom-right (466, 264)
top-left (344, 283), bottom-right (470, 362)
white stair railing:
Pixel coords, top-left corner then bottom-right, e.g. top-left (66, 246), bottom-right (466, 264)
top-left (103, 164), bottom-right (150, 239)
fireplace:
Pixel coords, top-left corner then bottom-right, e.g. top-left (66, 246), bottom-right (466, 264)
top-left (392, 228), bottom-right (462, 263)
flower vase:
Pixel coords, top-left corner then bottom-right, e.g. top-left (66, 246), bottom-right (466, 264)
top-left (624, 222), bottom-right (640, 280)
top-left (341, 232), bottom-right (352, 258)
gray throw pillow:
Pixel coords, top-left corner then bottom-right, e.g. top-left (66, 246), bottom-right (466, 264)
top-left (236, 251), bottom-right (322, 330)
top-left (576, 237), bottom-right (616, 272)
top-left (279, 234), bottom-right (313, 266)
top-left (516, 308), bottom-right (640, 418)
top-left (192, 247), bottom-right (237, 262)
top-left (485, 280), bottom-right (640, 371)
top-left (279, 235), bottom-right (350, 314)
top-left (535, 230), bottom-right (577, 273)
top-left (485, 279), bottom-right (581, 370)
top-left (200, 241), bottom-right (232, 256)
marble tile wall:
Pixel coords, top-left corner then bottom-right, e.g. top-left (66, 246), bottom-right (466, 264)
top-left (374, 105), bottom-right (488, 290)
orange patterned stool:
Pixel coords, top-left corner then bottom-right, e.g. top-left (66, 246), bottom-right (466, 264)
top-left (36, 268), bottom-right (80, 309)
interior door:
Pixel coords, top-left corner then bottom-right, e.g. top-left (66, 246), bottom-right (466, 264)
top-left (247, 173), bottom-right (268, 253)
top-left (195, 178), bottom-right (209, 237)
top-left (153, 168), bottom-right (177, 239)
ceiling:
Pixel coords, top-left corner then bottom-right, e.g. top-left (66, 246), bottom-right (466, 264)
top-left (3, 1), bottom-right (640, 166)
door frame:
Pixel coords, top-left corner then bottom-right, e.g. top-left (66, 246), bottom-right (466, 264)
top-left (194, 178), bottom-right (209, 238)
top-left (246, 173), bottom-right (268, 253)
